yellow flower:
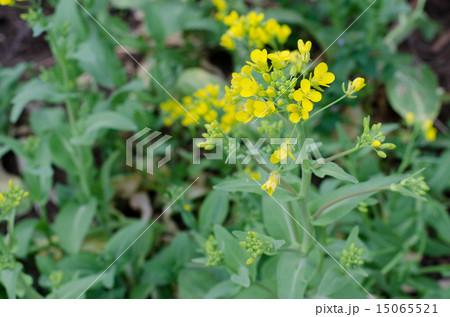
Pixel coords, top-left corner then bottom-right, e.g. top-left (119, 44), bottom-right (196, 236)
top-left (220, 34), bottom-right (235, 50)
top-left (248, 49), bottom-right (269, 72)
top-left (277, 25), bottom-right (292, 44)
top-left (239, 77), bottom-right (260, 97)
top-left (405, 112), bottom-right (415, 126)
top-left (0, 193), bottom-right (3, 202)
top-left (244, 167), bottom-right (261, 180)
top-left (351, 77), bottom-right (366, 91)
top-left (423, 120), bottom-right (437, 142)
top-left (213, 0), bottom-right (226, 11)
top-left (297, 39), bottom-right (312, 62)
top-left (267, 50), bottom-right (290, 69)
top-left (287, 103), bottom-right (309, 123)
top-left (344, 77), bottom-right (366, 97)
top-left (253, 100), bottom-right (275, 118)
top-left (293, 79), bottom-right (322, 111)
top-left (311, 62), bottom-right (335, 88)
top-left (270, 138), bottom-right (296, 164)
top-left (248, 12), bottom-right (264, 26)
top-left (261, 171), bottom-right (281, 196)
top-left (223, 11), bottom-right (239, 26)
top-left (183, 204), bottom-right (191, 212)
top-left (236, 100), bottom-right (255, 123)
top-left (0, 0), bottom-right (15, 6)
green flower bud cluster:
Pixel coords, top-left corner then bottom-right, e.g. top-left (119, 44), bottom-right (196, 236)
top-left (257, 120), bottom-right (283, 138)
top-left (239, 232), bottom-right (273, 265)
top-left (205, 235), bottom-right (224, 267)
top-left (24, 136), bottom-right (41, 157)
top-left (262, 69), bottom-right (297, 106)
top-left (0, 255), bottom-right (15, 271)
top-left (0, 180), bottom-right (29, 218)
top-left (340, 243), bottom-right (364, 269)
top-left (357, 116), bottom-right (396, 158)
top-left (390, 173), bottom-right (429, 201)
top-left (357, 201), bottom-right (369, 213)
top-left (49, 271), bottom-right (64, 289)
top-left (197, 121), bottom-right (223, 150)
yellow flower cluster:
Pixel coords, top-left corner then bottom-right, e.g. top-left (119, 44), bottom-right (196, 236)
top-left (212, 0), bottom-right (227, 21)
top-left (0, 180), bottom-right (29, 217)
top-left (226, 40), bottom-right (335, 125)
top-left (218, 11), bottom-right (291, 50)
top-left (160, 84), bottom-right (236, 133)
top-left (404, 112), bottom-right (437, 142)
top-left (422, 120), bottom-right (437, 141)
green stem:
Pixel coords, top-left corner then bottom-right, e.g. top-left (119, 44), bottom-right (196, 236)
top-left (299, 166), bottom-right (314, 253)
top-left (52, 34), bottom-right (91, 199)
top-left (308, 95), bottom-right (347, 120)
top-left (287, 201), bottom-right (301, 245)
top-left (398, 125), bottom-right (420, 173)
top-left (312, 146), bottom-right (360, 168)
top-left (313, 186), bottom-right (390, 219)
top-left (297, 123), bottom-right (314, 253)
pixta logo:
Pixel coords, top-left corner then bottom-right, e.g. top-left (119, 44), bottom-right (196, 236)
top-left (126, 128), bottom-right (172, 174)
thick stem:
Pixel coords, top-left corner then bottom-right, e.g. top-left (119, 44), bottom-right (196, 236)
top-left (297, 123), bottom-right (314, 253)
top-left (287, 201), bottom-right (301, 245)
top-left (313, 186), bottom-right (390, 219)
top-left (299, 166), bottom-right (314, 253)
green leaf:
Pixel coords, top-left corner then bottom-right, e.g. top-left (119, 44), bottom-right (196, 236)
top-left (53, 200), bottom-right (97, 254)
top-left (312, 162), bottom-right (358, 184)
top-left (386, 63), bottom-right (441, 122)
top-left (317, 266), bottom-right (350, 297)
top-left (0, 266), bottom-right (21, 299)
top-left (262, 195), bottom-right (297, 244)
top-left (204, 280), bottom-right (241, 299)
top-left (71, 30), bottom-right (126, 89)
top-left (178, 268), bottom-right (219, 299)
top-left (276, 249), bottom-right (320, 298)
top-left (13, 219), bottom-right (38, 259)
top-left (72, 111), bottom-right (137, 145)
top-left (30, 108), bottom-right (66, 135)
top-left (198, 190), bottom-right (229, 232)
top-left (10, 79), bottom-right (66, 123)
top-left (104, 221), bottom-right (147, 258)
top-left (50, 275), bottom-right (103, 299)
top-left (311, 175), bottom-right (405, 226)
top-left (230, 266), bottom-right (251, 288)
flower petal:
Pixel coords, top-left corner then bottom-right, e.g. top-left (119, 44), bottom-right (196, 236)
top-left (308, 90), bottom-right (322, 103)
top-left (289, 112), bottom-right (301, 123)
top-left (302, 98), bottom-right (313, 111)
top-left (292, 90), bottom-right (304, 102)
top-left (314, 62), bottom-right (328, 76)
top-left (300, 79), bottom-right (311, 93)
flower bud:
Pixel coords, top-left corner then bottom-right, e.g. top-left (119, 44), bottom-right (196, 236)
top-left (381, 143), bottom-right (396, 150)
top-left (377, 151), bottom-right (387, 158)
top-left (263, 73), bottom-right (271, 83)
